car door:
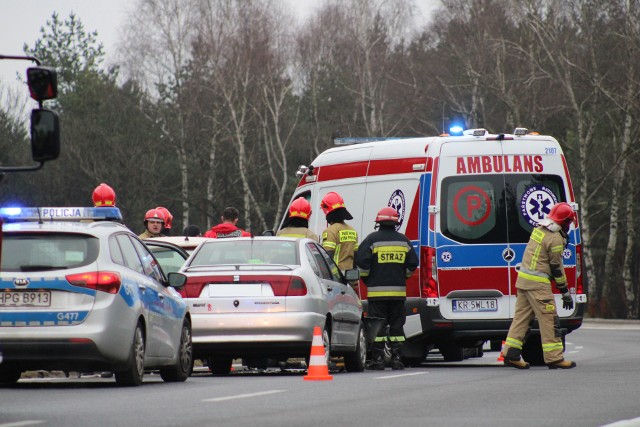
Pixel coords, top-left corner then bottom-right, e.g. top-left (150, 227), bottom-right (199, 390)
top-left (130, 236), bottom-right (181, 358)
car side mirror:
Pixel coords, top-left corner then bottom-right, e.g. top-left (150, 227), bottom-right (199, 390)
top-left (30, 108), bottom-right (60, 162)
top-left (27, 66), bottom-right (58, 101)
top-left (168, 272), bottom-right (187, 288)
top-left (344, 268), bottom-right (360, 282)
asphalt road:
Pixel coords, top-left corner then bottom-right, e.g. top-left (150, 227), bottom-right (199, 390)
top-left (1, 319), bottom-right (640, 427)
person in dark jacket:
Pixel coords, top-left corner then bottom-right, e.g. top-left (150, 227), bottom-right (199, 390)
top-left (204, 207), bottom-right (251, 238)
top-left (356, 207), bottom-right (418, 370)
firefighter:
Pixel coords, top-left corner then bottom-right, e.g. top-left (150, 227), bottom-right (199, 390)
top-left (356, 207), bottom-right (418, 370)
top-left (156, 206), bottom-right (173, 235)
top-left (204, 207), bottom-right (251, 238)
top-left (503, 202), bottom-right (577, 370)
top-left (277, 197), bottom-right (319, 241)
top-left (92, 183), bottom-right (116, 207)
top-left (320, 192), bottom-right (358, 272)
top-left (138, 208), bottom-right (166, 239)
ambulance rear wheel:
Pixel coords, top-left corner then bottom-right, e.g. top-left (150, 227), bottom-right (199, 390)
top-left (438, 341), bottom-right (464, 362)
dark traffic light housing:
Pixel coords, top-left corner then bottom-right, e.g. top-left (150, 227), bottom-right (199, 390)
top-left (0, 55), bottom-right (60, 172)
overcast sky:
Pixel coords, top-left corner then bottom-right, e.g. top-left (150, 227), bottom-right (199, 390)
top-left (1, 0), bottom-right (438, 87)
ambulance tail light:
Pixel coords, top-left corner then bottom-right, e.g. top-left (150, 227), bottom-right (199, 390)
top-left (420, 247), bottom-right (439, 300)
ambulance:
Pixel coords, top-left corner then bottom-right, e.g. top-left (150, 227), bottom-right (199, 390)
top-left (284, 127), bottom-right (586, 365)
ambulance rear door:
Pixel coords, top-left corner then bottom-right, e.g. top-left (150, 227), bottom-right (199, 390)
top-left (435, 139), bottom-right (513, 321)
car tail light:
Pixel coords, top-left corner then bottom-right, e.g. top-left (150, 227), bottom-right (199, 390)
top-left (181, 278), bottom-right (213, 298)
top-left (575, 244), bottom-right (584, 294)
top-left (266, 275), bottom-right (308, 296)
top-left (66, 271), bottom-right (121, 294)
top-left (420, 246), bottom-right (439, 298)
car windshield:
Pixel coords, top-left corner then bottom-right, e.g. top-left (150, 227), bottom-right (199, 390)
top-left (1, 233), bottom-right (99, 272)
top-left (190, 239), bottom-right (298, 266)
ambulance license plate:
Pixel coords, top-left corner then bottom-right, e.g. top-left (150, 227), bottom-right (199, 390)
top-left (452, 299), bottom-right (497, 312)
top-left (0, 291), bottom-right (51, 307)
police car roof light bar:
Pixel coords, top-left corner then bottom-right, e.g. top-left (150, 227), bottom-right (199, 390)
top-left (0, 207), bottom-right (123, 223)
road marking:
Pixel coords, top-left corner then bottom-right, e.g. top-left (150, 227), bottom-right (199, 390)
top-left (0, 421), bottom-right (46, 427)
top-left (374, 372), bottom-right (428, 380)
top-left (600, 416), bottom-right (640, 426)
top-left (203, 390), bottom-right (286, 402)
top-left (581, 324), bottom-right (640, 330)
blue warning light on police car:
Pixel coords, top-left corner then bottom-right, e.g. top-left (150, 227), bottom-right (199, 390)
top-left (0, 206), bottom-right (123, 222)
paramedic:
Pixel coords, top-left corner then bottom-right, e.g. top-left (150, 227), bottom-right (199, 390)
top-left (356, 207), bottom-right (418, 370)
top-left (503, 202), bottom-right (577, 370)
top-left (156, 207), bottom-right (173, 235)
top-left (92, 183), bottom-right (116, 207)
top-left (320, 192), bottom-right (358, 272)
top-left (277, 197), bottom-right (319, 241)
top-left (138, 208), bottom-right (166, 239)
top-left (204, 207), bottom-right (251, 238)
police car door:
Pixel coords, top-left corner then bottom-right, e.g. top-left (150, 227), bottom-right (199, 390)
top-left (435, 138), bottom-right (512, 320)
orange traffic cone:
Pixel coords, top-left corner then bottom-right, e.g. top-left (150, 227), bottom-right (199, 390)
top-left (497, 341), bottom-right (506, 362)
top-left (303, 326), bottom-right (333, 381)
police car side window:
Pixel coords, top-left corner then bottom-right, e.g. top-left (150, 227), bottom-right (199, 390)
top-left (109, 235), bottom-right (126, 266)
top-left (130, 237), bottom-right (164, 283)
top-left (115, 234), bottom-right (145, 275)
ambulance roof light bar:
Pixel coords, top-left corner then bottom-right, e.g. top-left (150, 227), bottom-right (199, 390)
top-left (0, 207), bottom-right (123, 223)
top-left (514, 127), bottom-right (528, 136)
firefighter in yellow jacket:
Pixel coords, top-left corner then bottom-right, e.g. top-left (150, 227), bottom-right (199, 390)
top-left (503, 202), bottom-right (577, 370)
top-left (277, 197), bottom-right (319, 241)
top-left (320, 192), bottom-right (358, 273)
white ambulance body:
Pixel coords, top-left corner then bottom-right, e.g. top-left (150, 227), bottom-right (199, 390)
top-left (286, 128), bottom-right (586, 365)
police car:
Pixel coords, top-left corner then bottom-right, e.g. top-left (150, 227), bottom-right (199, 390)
top-left (0, 207), bottom-right (193, 386)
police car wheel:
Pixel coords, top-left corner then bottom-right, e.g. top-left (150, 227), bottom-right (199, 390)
top-left (160, 320), bottom-right (193, 382)
top-left (115, 323), bottom-right (146, 386)
top-left (0, 363), bottom-right (22, 385)
top-left (344, 323), bottom-right (367, 372)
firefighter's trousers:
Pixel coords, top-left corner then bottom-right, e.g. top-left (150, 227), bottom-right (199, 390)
top-left (504, 287), bottom-right (564, 364)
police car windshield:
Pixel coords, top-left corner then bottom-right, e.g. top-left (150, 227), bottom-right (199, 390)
top-left (1, 233), bottom-right (99, 272)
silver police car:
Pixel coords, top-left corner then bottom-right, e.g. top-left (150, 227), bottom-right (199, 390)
top-left (0, 207), bottom-right (193, 386)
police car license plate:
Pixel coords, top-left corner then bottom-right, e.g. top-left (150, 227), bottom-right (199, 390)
top-left (452, 299), bottom-right (497, 312)
top-left (0, 291), bottom-right (51, 307)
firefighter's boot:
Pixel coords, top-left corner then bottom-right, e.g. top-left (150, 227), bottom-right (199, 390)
top-left (390, 343), bottom-right (404, 370)
top-left (504, 357), bottom-right (530, 369)
top-left (548, 359), bottom-right (576, 369)
top-left (368, 342), bottom-right (386, 370)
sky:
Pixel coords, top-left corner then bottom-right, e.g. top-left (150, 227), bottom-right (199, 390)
top-left (0, 0), bottom-right (439, 88)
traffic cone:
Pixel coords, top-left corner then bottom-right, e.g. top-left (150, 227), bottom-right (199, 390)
top-left (303, 326), bottom-right (333, 381)
top-left (497, 341), bottom-right (506, 362)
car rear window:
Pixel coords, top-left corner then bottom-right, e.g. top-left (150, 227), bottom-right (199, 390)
top-left (190, 240), bottom-right (298, 266)
top-left (441, 174), bottom-right (566, 244)
top-left (1, 233), bottom-right (99, 272)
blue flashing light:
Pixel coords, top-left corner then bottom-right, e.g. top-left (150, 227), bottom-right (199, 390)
top-left (449, 125), bottom-right (464, 136)
top-left (0, 207), bottom-right (123, 223)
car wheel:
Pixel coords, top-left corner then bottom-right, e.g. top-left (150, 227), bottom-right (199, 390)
top-left (207, 356), bottom-right (233, 375)
top-left (160, 319), bottom-right (193, 382)
top-left (115, 323), bottom-right (145, 386)
top-left (344, 322), bottom-right (366, 372)
top-left (0, 363), bottom-right (22, 385)
top-left (438, 340), bottom-right (464, 362)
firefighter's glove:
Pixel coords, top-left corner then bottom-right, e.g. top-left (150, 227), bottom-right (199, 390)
top-left (561, 292), bottom-right (574, 310)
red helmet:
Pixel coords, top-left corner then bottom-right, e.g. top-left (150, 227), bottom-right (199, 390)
top-left (320, 192), bottom-right (345, 215)
top-left (144, 208), bottom-right (165, 223)
top-left (289, 197), bottom-right (312, 219)
top-left (375, 207), bottom-right (399, 224)
top-left (547, 202), bottom-right (577, 229)
top-left (156, 206), bottom-right (173, 229)
top-left (92, 183), bottom-right (116, 207)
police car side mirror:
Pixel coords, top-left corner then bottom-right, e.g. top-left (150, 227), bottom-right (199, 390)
top-left (344, 268), bottom-right (360, 282)
top-left (30, 108), bottom-right (60, 162)
top-left (168, 272), bottom-right (187, 289)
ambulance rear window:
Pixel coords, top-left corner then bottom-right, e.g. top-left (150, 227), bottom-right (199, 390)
top-left (441, 174), bottom-right (566, 244)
